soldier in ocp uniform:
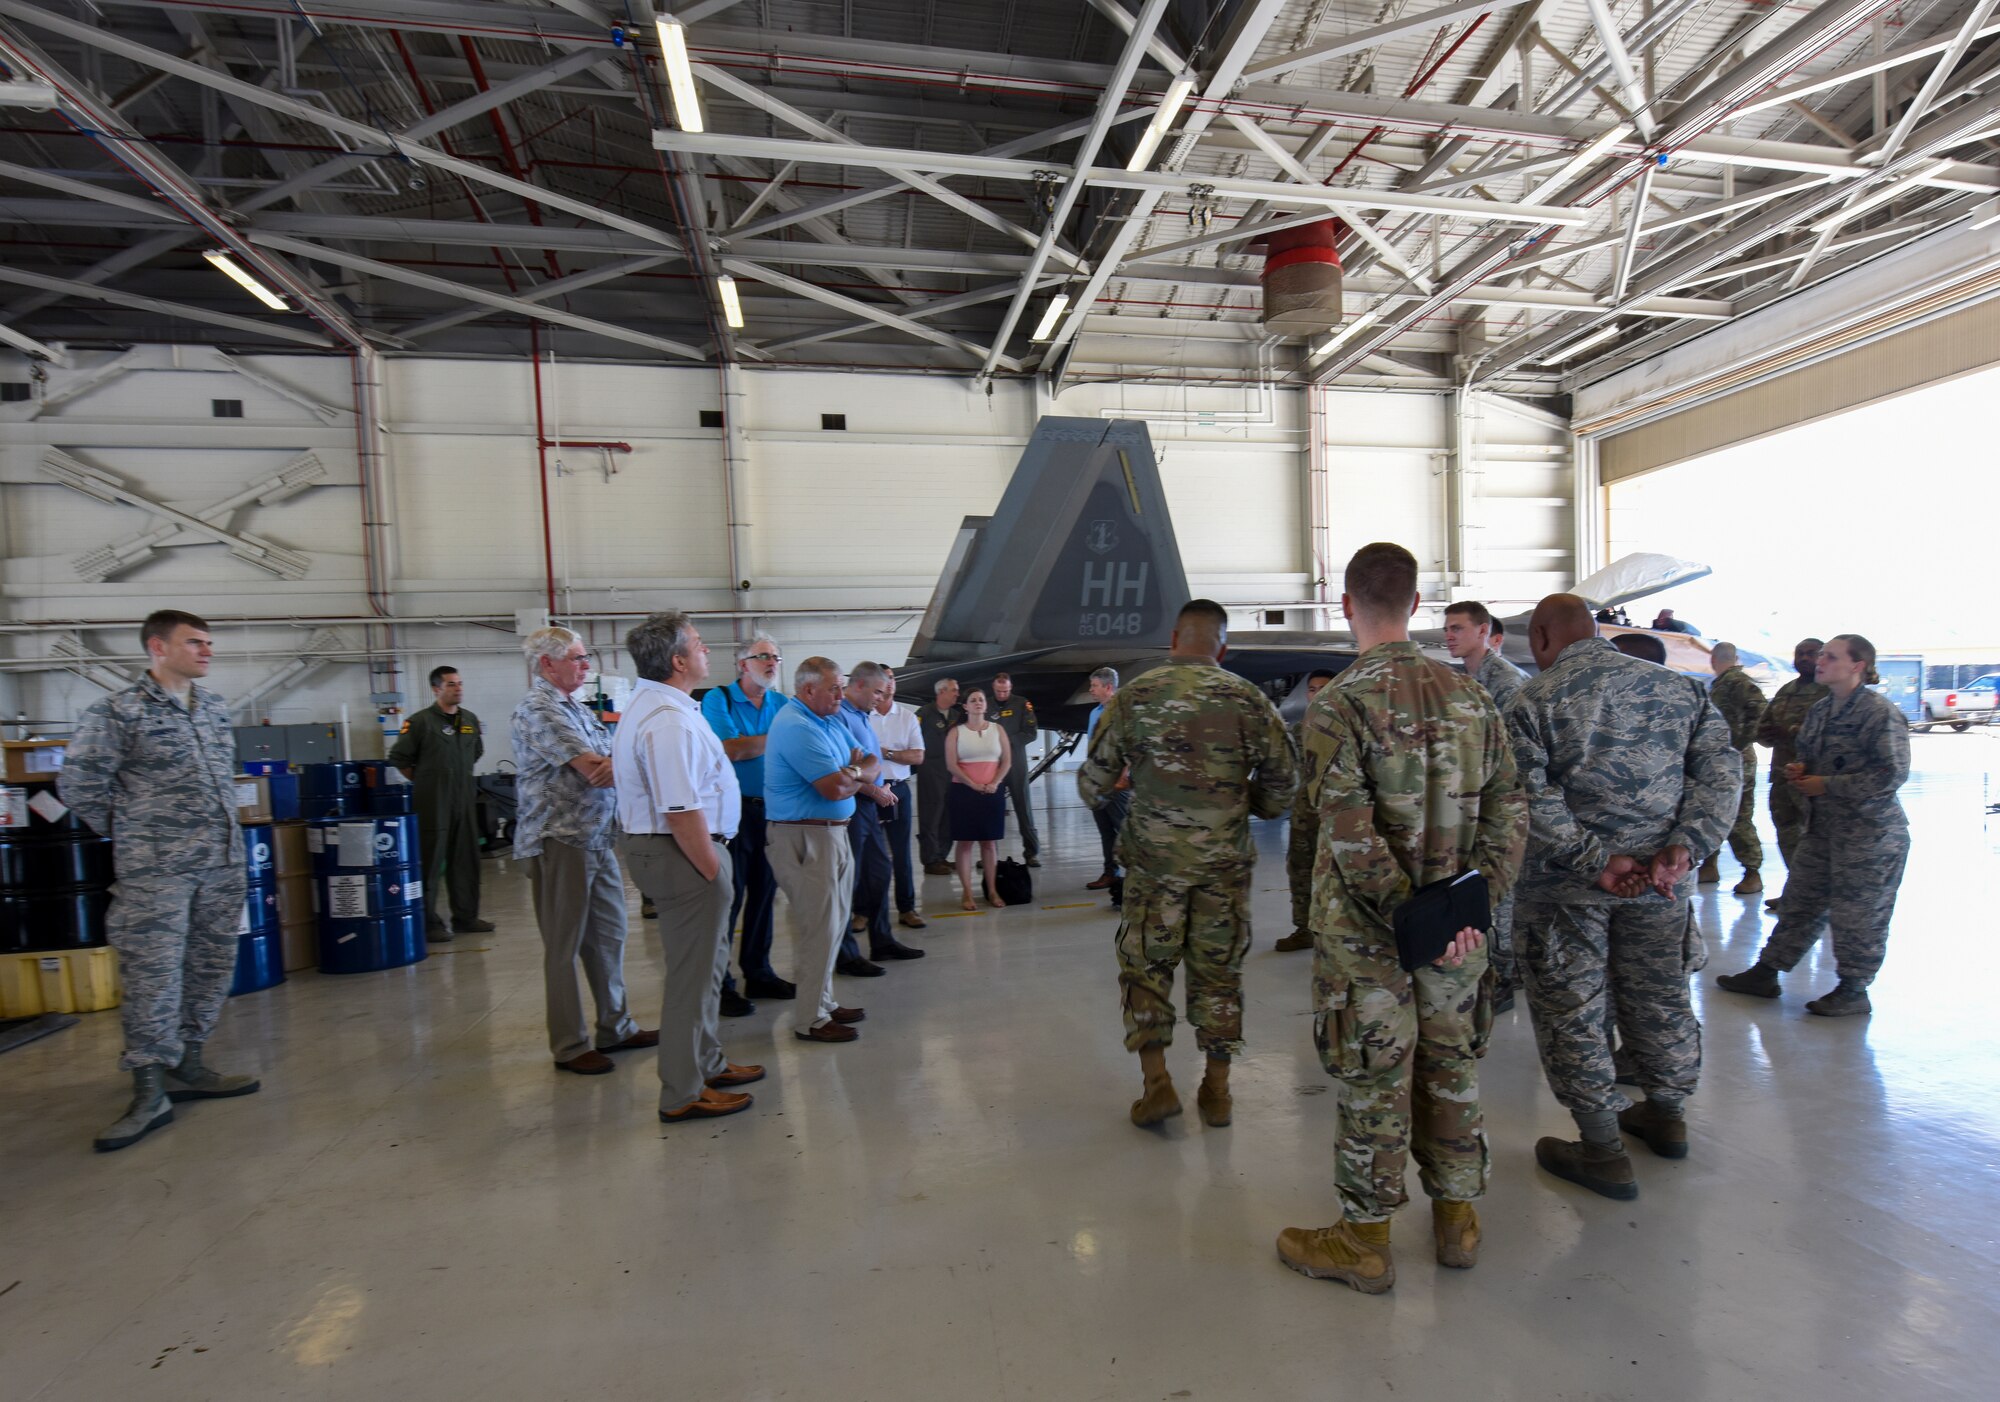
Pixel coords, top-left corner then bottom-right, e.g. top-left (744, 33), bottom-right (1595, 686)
top-left (1441, 601), bottom-right (1529, 1011)
top-left (1755, 638), bottom-right (1828, 907)
top-left (1276, 548), bottom-right (1525, 1295)
top-left (1703, 642), bottom-right (1769, 894)
top-left (1078, 600), bottom-right (1296, 1132)
top-left (1718, 634), bottom-right (1909, 1017)
top-left (1507, 595), bottom-right (1739, 1202)
top-left (61, 610), bottom-right (262, 1153)
top-left (913, 677), bottom-right (961, 875)
top-left (390, 665), bottom-right (491, 939)
top-left (988, 673), bottom-right (1041, 867)
top-left (1277, 670), bottom-right (1336, 953)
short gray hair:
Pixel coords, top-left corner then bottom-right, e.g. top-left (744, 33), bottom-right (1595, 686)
top-left (627, 611), bottom-right (698, 682)
top-left (1090, 667), bottom-right (1119, 687)
top-left (794, 655), bottom-right (842, 690)
top-left (736, 631), bottom-right (779, 665)
top-left (1711, 642), bottom-right (1739, 668)
top-left (522, 625), bottom-right (581, 669)
top-left (933, 676), bottom-right (957, 695)
top-left (849, 660), bottom-right (889, 687)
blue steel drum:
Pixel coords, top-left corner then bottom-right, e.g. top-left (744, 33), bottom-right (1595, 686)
top-left (319, 907), bottom-right (427, 975)
top-left (299, 761), bottom-right (370, 819)
top-left (244, 883), bottom-right (280, 936)
top-left (0, 835), bottom-right (113, 891)
top-left (241, 824), bottom-right (275, 884)
top-left (0, 886), bottom-right (111, 952)
top-left (229, 930), bottom-right (286, 995)
top-left (367, 783), bottom-right (414, 816)
top-left (314, 866), bottom-right (422, 919)
top-left (266, 772), bottom-right (301, 822)
top-left (309, 815), bottom-right (420, 874)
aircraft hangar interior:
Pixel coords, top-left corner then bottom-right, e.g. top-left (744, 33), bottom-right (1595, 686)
top-left (1, 0), bottom-right (1995, 1396)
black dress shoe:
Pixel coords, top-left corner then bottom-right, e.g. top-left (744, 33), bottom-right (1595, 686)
top-left (744, 976), bottom-right (797, 1000)
top-left (836, 956), bottom-right (886, 978)
top-left (1025, 855), bottom-right (1042, 868)
top-left (719, 989), bottom-right (756, 1017)
top-left (872, 941), bottom-right (926, 961)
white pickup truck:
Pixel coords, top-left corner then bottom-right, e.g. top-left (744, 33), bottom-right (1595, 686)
top-left (1918, 674), bottom-right (2000, 730)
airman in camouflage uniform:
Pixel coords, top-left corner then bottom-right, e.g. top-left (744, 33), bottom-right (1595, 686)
top-left (1078, 601), bottom-right (1296, 1132)
top-left (1277, 547), bottom-right (1523, 1294)
top-left (1756, 639), bottom-right (1828, 877)
top-left (1705, 644), bottom-right (1768, 893)
top-left (1507, 596), bottom-right (1740, 1200)
top-left (1718, 635), bottom-right (1909, 1017)
top-left (60, 610), bottom-right (260, 1152)
top-left (1440, 603), bottom-right (1530, 1007)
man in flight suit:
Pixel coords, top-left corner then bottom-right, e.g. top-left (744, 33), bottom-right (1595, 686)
top-left (990, 673), bottom-right (1041, 867)
top-left (391, 665), bottom-right (492, 940)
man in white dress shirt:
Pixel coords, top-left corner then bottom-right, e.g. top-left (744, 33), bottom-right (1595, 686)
top-left (871, 667), bottom-right (927, 930)
top-left (611, 611), bottom-right (765, 1123)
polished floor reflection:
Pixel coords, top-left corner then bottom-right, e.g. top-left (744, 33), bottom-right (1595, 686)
top-left (4, 734), bottom-right (1997, 1401)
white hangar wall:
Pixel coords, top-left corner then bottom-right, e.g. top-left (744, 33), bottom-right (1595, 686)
top-left (0, 350), bottom-right (1572, 768)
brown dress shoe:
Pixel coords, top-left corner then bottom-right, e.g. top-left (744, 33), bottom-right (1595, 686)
top-left (796, 1020), bottom-right (859, 1043)
top-left (708, 1062), bottom-right (766, 1087)
top-left (660, 1087), bottom-right (752, 1121)
top-left (597, 1029), bottom-right (659, 1052)
top-left (555, 1050), bottom-right (615, 1075)
top-left (831, 1006), bottom-right (866, 1024)
top-left (1085, 873), bottom-right (1116, 890)
top-left (898, 911), bottom-right (929, 930)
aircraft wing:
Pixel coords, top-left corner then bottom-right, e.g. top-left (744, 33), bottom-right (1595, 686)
top-left (1572, 552), bottom-right (1712, 610)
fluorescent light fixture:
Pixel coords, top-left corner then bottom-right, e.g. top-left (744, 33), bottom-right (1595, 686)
top-left (1309, 307), bottom-right (1383, 360)
top-left (1031, 293), bottom-right (1071, 341)
top-left (655, 14), bottom-right (703, 134)
top-left (716, 273), bottom-right (744, 328)
top-left (202, 250), bottom-right (288, 311)
top-left (1126, 72), bottom-right (1195, 171)
top-left (1808, 162), bottom-right (1950, 233)
top-left (1526, 124), bottom-right (1629, 203)
top-left (1538, 324), bottom-right (1619, 365)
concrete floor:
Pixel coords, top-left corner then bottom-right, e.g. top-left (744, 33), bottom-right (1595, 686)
top-left (4, 735), bottom-right (1998, 1401)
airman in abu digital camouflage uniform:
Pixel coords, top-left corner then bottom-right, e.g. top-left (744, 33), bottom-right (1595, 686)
top-left (1078, 600), bottom-right (1296, 1132)
top-left (1718, 634), bottom-right (1909, 1018)
top-left (60, 610), bottom-right (261, 1153)
top-left (1756, 638), bottom-right (1828, 902)
top-left (1704, 643), bottom-right (1769, 894)
top-left (1276, 547), bottom-right (1525, 1296)
top-left (1507, 596), bottom-right (1740, 1202)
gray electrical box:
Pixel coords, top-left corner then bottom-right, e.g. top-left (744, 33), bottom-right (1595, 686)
top-left (234, 722), bottom-right (343, 768)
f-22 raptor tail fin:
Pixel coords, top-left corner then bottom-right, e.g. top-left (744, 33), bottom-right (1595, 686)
top-left (908, 417), bottom-right (1191, 664)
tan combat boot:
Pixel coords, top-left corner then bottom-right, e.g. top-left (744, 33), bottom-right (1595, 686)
top-left (1275, 1219), bottom-right (1394, 1294)
top-left (1196, 1057), bottom-right (1231, 1127)
top-left (1131, 1045), bottom-right (1182, 1128)
top-left (1733, 869), bottom-right (1763, 896)
top-left (1697, 854), bottom-right (1720, 884)
top-left (1274, 928), bottom-right (1313, 952)
top-left (1432, 1200), bottom-right (1481, 1268)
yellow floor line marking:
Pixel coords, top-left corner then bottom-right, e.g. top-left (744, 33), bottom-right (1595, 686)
top-left (1039, 902), bottom-right (1098, 910)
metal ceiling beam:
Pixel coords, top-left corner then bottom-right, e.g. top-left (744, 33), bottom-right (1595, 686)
top-left (1091, 168), bottom-right (1591, 225)
top-left (1868, 0), bottom-right (2000, 172)
top-left (1736, 17), bottom-right (2000, 115)
top-left (398, 255), bottom-right (673, 340)
top-left (0, 319), bottom-right (66, 364)
top-left (1581, 0), bottom-right (1658, 140)
top-left (0, 263), bottom-right (336, 348)
top-left (0, 2), bottom-right (685, 253)
top-left (689, 64), bottom-right (1082, 268)
top-left (718, 256), bottom-right (1021, 371)
top-left (751, 275), bottom-right (1065, 355)
top-left (974, 0), bottom-right (1168, 381)
top-left (247, 233), bottom-right (708, 360)
top-left (1241, 0), bottom-right (1540, 83)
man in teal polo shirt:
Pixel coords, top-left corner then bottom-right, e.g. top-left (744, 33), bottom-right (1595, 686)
top-left (699, 633), bottom-right (790, 1016)
top-left (765, 656), bottom-right (878, 1043)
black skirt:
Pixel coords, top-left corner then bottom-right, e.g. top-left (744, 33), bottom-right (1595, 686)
top-left (948, 782), bottom-right (1007, 842)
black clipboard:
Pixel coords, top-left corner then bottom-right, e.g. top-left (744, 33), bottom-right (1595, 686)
top-left (1390, 870), bottom-right (1492, 972)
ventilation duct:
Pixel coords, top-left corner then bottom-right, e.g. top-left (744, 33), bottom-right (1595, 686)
top-left (1259, 220), bottom-right (1344, 336)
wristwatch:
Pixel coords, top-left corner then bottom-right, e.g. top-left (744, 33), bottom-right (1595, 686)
top-left (844, 764), bottom-right (863, 781)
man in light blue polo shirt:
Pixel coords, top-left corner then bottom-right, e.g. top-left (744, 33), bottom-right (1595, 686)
top-left (836, 663), bottom-right (925, 973)
top-left (766, 656), bottom-right (878, 1042)
top-left (699, 633), bottom-right (789, 1016)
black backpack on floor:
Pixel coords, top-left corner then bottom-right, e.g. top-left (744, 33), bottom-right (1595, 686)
top-left (993, 858), bottom-right (1034, 907)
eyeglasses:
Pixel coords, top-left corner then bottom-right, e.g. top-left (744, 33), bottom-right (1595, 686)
top-left (746, 652), bottom-right (781, 663)
top-left (563, 651), bottom-right (594, 664)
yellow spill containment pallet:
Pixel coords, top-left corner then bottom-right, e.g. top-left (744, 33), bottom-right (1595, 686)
top-left (0, 947), bottom-right (122, 1016)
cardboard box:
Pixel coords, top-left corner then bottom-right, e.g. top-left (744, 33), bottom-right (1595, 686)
top-left (234, 775), bottom-right (273, 826)
top-left (3, 739), bottom-right (67, 783)
top-left (276, 872), bottom-right (315, 927)
top-left (0, 946), bottom-right (120, 1016)
top-left (280, 919), bottom-right (318, 973)
top-left (272, 821), bottom-right (312, 876)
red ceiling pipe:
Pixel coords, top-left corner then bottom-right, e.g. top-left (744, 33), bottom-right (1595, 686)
top-left (529, 325), bottom-right (557, 616)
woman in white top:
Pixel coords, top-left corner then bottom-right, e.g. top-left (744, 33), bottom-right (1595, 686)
top-left (945, 686), bottom-right (1013, 910)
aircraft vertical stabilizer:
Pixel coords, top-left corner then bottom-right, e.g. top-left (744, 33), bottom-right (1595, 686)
top-left (907, 417), bottom-right (1190, 663)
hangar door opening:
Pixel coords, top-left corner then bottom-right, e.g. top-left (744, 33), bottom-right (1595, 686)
top-left (1603, 360), bottom-right (2000, 678)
